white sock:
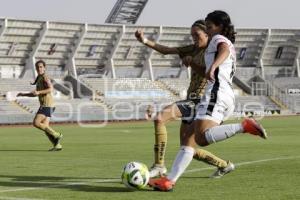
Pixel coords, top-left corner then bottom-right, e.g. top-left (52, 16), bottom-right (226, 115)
top-left (205, 123), bottom-right (243, 144)
top-left (167, 146), bottom-right (194, 182)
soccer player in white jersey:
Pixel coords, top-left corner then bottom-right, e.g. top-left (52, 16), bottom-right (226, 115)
top-left (149, 10), bottom-right (268, 191)
top-left (135, 20), bottom-right (234, 179)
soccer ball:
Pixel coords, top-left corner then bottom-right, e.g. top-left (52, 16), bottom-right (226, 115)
top-left (121, 161), bottom-right (150, 189)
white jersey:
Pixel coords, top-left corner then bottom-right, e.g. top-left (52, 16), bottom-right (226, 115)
top-left (204, 34), bottom-right (236, 98)
top-left (194, 34), bottom-right (236, 124)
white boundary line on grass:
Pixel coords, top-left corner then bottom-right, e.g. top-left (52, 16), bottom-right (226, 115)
top-left (184, 155), bottom-right (300, 174)
top-left (0, 155), bottom-right (299, 194)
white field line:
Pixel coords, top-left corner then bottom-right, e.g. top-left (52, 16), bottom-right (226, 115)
top-left (184, 155), bottom-right (300, 174)
top-left (0, 155), bottom-right (299, 194)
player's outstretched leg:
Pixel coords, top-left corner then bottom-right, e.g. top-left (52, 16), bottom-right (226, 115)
top-left (195, 118), bottom-right (267, 147)
top-left (181, 123), bottom-right (235, 178)
top-left (193, 149), bottom-right (235, 178)
top-left (242, 118), bottom-right (267, 139)
top-left (210, 161), bottom-right (235, 178)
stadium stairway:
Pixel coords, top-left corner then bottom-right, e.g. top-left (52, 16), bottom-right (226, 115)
top-left (12, 100), bottom-right (33, 114)
top-left (234, 73), bottom-right (289, 111)
top-left (52, 79), bottom-right (74, 98)
top-left (260, 78), bottom-right (290, 110)
top-left (233, 76), bottom-right (252, 94)
top-left (94, 97), bottom-right (113, 110)
top-left (269, 96), bottom-right (288, 110)
top-left (64, 75), bottom-right (94, 98)
top-left (80, 79), bottom-right (104, 97)
top-left (155, 80), bottom-right (180, 100)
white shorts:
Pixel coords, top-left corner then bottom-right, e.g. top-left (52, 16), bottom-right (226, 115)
top-left (195, 90), bottom-right (235, 124)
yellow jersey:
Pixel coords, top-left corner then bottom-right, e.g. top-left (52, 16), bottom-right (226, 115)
top-left (35, 74), bottom-right (54, 107)
top-left (177, 45), bottom-right (207, 100)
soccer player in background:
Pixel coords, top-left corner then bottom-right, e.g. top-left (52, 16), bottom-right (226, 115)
top-left (149, 10), bottom-right (267, 191)
top-left (135, 20), bottom-right (234, 178)
top-left (17, 60), bottom-right (63, 151)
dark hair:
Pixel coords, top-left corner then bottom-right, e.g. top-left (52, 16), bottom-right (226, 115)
top-left (31, 60), bottom-right (46, 85)
top-left (205, 10), bottom-right (236, 43)
top-left (191, 19), bottom-right (207, 33)
top-left (35, 60), bottom-right (46, 68)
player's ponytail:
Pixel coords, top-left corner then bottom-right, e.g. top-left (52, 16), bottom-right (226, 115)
top-left (205, 10), bottom-right (236, 43)
top-left (223, 24), bottom-right (236, 44)
top-left (30, 77), bottom-right (38, 85)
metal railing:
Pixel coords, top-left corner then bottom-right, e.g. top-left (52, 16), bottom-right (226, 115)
top-left (251, 81), bottom-right (299, 112)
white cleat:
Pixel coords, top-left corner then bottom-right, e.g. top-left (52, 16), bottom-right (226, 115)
top-left (210, 161), bottom-right (235, 178)
top-left (149, 164), bottom-right (167, 178)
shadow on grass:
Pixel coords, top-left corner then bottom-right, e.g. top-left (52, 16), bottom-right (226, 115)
top-left (0, 175), bottom-right (137, 193)
top-left (181, 176), bottom-right (212, 179)
top-left (0, 149), bottom-right (48, 152)
top-left (0, 175), bottom-right (99, 181)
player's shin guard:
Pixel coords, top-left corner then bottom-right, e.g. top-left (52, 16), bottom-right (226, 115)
top-left (45, 126), bottom-right (60, 138)
top-left (44, 131), bottom-right (56, 145)
top-left (194, 149), bottom-right (227, 168)
top-left (205, 124), bottom-right (243, 144)
top-left (167, 146), bottom-right (194, 182)
top-left (154, 123), bottom-right (167, 166)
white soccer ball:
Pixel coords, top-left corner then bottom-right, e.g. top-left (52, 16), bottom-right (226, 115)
top-left (121, 161), bottom-right (150, 190)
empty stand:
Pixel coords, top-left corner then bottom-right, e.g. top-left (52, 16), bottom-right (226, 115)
top-left (75, 24), bottom-right (122, 76)
top-left (151, 26), bottom-right (191, 79)
top-left (1, 17), bottom-right (300, 124)
top-left (35, 22), bottom-right (83, 78)
top-left (263, 29), bottom-right (300, 79)
top-left (0, 19), bottom-right (43, 78)
top-left (235, 96), bottom-right (280, 112)
top-left (235, 28), bottom-right (268, 67)
top-left (0, 79), bottom-right (35, 95)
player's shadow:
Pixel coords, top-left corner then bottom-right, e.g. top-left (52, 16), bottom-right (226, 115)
top-left (0, 175), bottom-right (95, 181)
top-left (0, 175), bottom-right (135, 193)
top-left (0, 149), bottom-right (48, 152)
top-left (66, 184), bottom-right (137, 193)
top-left (182, 176), bottom-right (212, 179)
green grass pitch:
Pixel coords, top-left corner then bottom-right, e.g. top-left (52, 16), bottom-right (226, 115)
top-left (0, 116), bottom-right (299, 200)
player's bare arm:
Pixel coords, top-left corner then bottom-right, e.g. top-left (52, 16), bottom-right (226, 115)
top-left (17, 92), bottom-right (36, 97)
top-left (206, 42), bottom-right (230, 81)
top-left (135, 29), bottom-right (179, 55)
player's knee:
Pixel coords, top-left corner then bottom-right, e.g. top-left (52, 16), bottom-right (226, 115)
top-left (195, 132), bottom-right (209, 147)
top-left (33, 120), bottom-right (41, 128)
top-left (155, 109), bottom-right (172, 124)
top-left (180, 135), bottom-right (187, 146)
top-left (154, 117), bottom-right (164, 126)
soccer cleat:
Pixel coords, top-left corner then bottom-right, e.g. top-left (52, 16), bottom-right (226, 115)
top-left (148, 176), bottom-right (175, 192)
top-left (149, 164), bottom-right (167, 178)
top-left (49, 133), bottom-right (63, 151)
top-left (242, 118), bottom-right (267, 139)
top-left (53, 133), bottom-right (63, 147)
top-left (210, 161), bottom-right (235, 178)
top-left (48, 143), bottom-right (62, 151)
